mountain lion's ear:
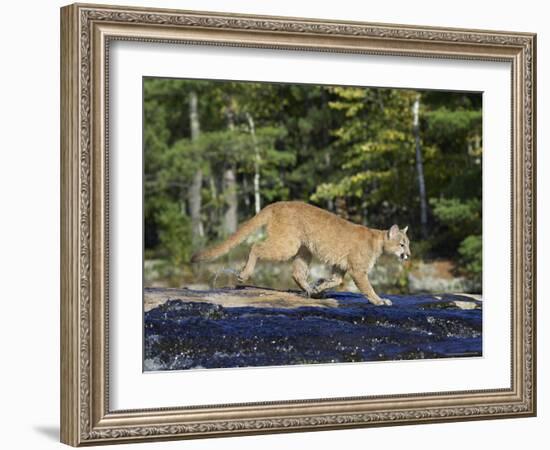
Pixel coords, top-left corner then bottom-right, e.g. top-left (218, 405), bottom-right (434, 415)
top-left (403, 226), bottom-right (408, 234)
top-left (388, 224), bottom-right (399, 239)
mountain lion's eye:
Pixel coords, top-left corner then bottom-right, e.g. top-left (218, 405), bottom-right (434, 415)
top-left (400, 243), bottom-right (405, 247)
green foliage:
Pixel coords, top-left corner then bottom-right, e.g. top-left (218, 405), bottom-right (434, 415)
top-left (458, 235), bottom-right (482, 282)
top-left (431, 198), bottom-right (482, 281)
top-left (157, 201), bottom-right (193, 268)
top-left (411, 240), bottom-right (433, 260)
top-left (311, 88), bottom-right (419, 225)
top-left (431, 198), bottom-right (481, 235)
top-left (425, 108), bottom-right (481, 151)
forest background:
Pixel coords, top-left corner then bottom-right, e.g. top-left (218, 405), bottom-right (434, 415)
top-left (143, 78), bottom-right (482, 294)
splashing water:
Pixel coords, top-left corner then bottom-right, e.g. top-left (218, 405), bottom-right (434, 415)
top-left (144, 289), bottom-right (482, 371)
top-left (211, 268), bottom-right (241, 288)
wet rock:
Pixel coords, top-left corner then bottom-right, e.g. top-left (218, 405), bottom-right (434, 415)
top-left (144, 287), bottom-right (482, 371)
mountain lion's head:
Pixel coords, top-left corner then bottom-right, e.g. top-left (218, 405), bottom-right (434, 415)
top-left (384, 224), bottom-right (410, 261)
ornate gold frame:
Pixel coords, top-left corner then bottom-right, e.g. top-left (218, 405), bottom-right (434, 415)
top-left (60, 3), bottom-right (536, 446)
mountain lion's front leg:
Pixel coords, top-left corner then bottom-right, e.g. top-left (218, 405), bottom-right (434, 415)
top-left (292, 246), bottom-right (313, 296)
top-left (350, 270), bottom-right (392, 306)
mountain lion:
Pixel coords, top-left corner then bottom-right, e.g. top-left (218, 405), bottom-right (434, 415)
top-left (191, 201), bottom-right (410, 306)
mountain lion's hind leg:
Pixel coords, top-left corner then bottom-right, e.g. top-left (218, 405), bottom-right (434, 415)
top-left (312, 267), bottom-right (345, 295)
top-left (239, 234), bottom-right (301, 282)
top-left (292, 246), bottom-right (313, 296)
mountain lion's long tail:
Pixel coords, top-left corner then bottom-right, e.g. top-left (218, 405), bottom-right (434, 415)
top-left (191, 207), bottom-right (272, 263)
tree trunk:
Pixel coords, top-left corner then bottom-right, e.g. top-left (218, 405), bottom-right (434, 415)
top-left (223, 168), bottom-right (238, 235)
top-left (321, 88), bottom-right (334, 212)
top-left (223, 102), bottom-right (238, 235)
top-left (245, 112), bottom-right (261, 214)
top-left (188, 91), bottom-right (204, 238)
top-left (413, 95), bottom-right (428, 239)
top-left (242, 176), bottom-right (251, 208)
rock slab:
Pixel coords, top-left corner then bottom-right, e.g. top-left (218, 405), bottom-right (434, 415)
top-left (144, 286), bottom-right (482, 371)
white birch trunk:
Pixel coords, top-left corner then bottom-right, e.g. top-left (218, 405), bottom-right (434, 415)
top-left (413, 95), bottom-right (428, 239)
top-left (245, 112), bottom-right (261, 214)
top-left (223, 105), bottom-right (238, 235)
top-left (188, 91), bottom-right (204, 238)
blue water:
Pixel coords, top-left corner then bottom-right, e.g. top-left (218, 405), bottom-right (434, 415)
top-left (144, 291), bottom-right (481, 371)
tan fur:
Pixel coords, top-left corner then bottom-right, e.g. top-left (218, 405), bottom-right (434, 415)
top-left (191, 201), bottom-right (411, 306)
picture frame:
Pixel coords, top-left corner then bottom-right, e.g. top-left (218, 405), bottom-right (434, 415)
top-left (60, 2), bottom-right (536, 446)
